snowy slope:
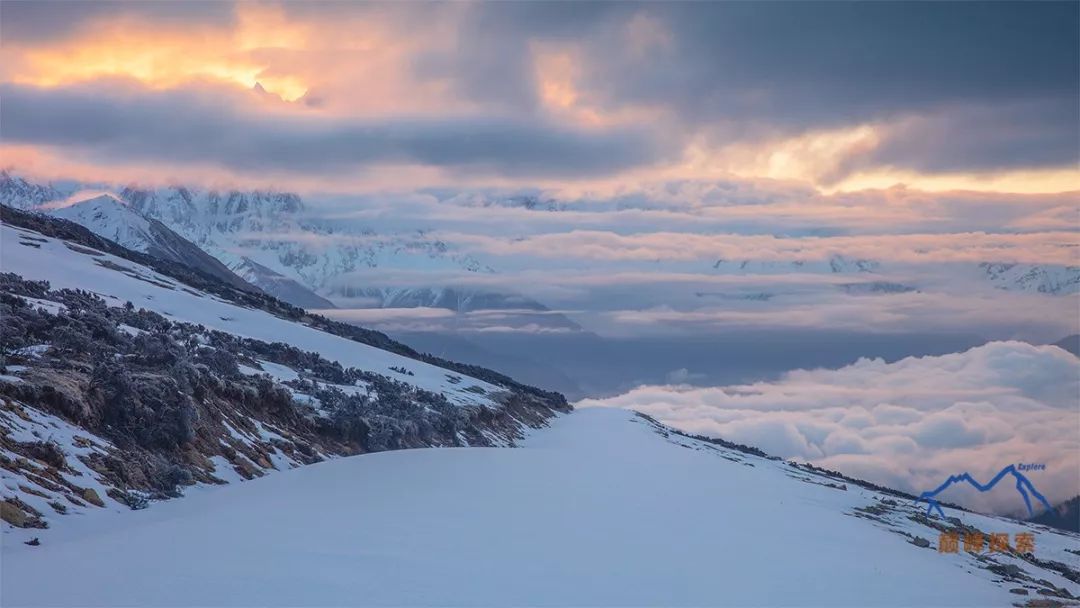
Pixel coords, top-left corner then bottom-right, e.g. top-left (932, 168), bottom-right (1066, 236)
top-left (49, 193), bottom-right (162, 253)
top-left (232, 256), bottom-right (336, 309)
top-left (0, 222), bottom-right (503, 405)
top-left (2, 408), bottom-right (1076, 606)
top-left (19, 193), bottom-right (256, 292)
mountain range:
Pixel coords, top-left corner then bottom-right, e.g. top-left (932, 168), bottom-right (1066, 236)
top-left (1, 186), bottom-right (1077, 606)
top-left (0, 205), bottom-right (568, 533)
top-left (0, 173), bottom-right (565, 325)
top-left (5, 172), bottom-right (1077, 328)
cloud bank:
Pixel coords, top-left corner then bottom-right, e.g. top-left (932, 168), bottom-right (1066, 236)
top-left (578, 341), bottom-right (1080, 515)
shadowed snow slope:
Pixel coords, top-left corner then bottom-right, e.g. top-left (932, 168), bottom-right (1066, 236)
top-left (4, 408), bottom-right (1075, 606)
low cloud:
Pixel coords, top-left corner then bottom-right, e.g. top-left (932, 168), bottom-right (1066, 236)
top-left (578, 341), bottom-right (1080, 515)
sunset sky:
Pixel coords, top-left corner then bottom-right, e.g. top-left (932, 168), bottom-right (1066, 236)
top-left (1, 1), bottom-right (1077, 193)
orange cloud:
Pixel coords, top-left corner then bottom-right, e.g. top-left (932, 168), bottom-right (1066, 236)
top-left (832, 167), bottom-right (1080, 195)
top-left (9, 4), bottom-right (310, 101)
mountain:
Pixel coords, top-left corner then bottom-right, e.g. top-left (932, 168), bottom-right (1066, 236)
top-left (711, 254), bottom-right (881, 275)
top-left (1052, 334), bottom-right (1080, 357)
top-left (979, 262), bottom-right (1080, 295)
top-left (710, 255), bottom-right (1080, 296)
top-left (0, 206), bottom-right (568, 535)
top-left (1030, 496), bottom-right (1080, 533)
top-left (45, 193), bottom-right (256, 292)
top-left (117, 185), bottom-right (495, 286)
top-left (838, 281), bottom-right (918, 295)
top-left (3, 207), bottom-right (1077, 606)
top-left (325, 285), bottom-right (582, 332)
top-left (0, 174), bottom-right (575, 323)
top-left (0, 171), bottom-right (66, 208)
top-left (3, 408), bottom-right (1077, 605)
top-left (392, 329), bottom-right (586, 399)
top-left (232, 256), bottom-right (335, 309)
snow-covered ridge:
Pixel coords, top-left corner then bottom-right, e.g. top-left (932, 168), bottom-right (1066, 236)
top-left (48, 193), bottom-right (151, 252)
top-left (5, 189), bottom-right (256, 292)
top-left (2, 408), bottom-right (1076, 606)
top-left (1, 213), bottom-right (569, 534)
top-left (0, 221), bottom-right (505, 403)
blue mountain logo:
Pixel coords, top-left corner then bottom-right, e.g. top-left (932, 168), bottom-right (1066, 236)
top-left (918, 464), bottom-right (1053, 518)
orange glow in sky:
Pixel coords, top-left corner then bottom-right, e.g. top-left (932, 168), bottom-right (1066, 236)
top-left (10, 5), bottom-right (310, 101)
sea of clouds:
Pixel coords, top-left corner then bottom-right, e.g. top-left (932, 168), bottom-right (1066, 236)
top-left (579, 340), bottom-right (1079, 516)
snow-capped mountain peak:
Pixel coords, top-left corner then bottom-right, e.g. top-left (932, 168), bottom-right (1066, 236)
top-left (24, 191), bottom-right (255, 291)
top-left (980, 262), bottom-right (1080, 295)
top-left (49, 193), bottom-right (152, 253)
top-left (710, 254), bottom-right (881, 275)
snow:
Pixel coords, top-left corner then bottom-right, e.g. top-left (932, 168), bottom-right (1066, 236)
top-left (0, 402), bottom-right (127, 524)
top-left (3, 408), bottom-right (1071, 606)
top-left (117, 323), bottom-right (145, 336)
top-left (12, 344), bottom-right (49, 358)
top-left (49, 193), bottom-right (154, 253)
top-left (238, 360), bottom-right (300, 382)
top-left (208, 456), bottom-right (247, 485)
top-left (13, 295), bottom-right (66, 315)
top-left (0, 223), bottom-right (504, 406)
top-left (0, 365), bottom-right (28, 383)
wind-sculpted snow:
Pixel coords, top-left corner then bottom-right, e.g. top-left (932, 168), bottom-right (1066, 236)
top-left (2, 409), bottom-right (1076, 606)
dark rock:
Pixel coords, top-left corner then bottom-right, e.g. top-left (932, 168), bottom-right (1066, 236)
top-left (987, 563), bottom-right (1026, 579)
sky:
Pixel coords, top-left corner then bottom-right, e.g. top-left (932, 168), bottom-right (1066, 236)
top-left (1, 1), bottom-right (1078, 512)
top-left (1, 1), bottom-right (1077, 193)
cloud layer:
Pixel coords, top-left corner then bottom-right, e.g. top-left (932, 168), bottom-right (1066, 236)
top-left (578, 341), bottom-right (1080, 515)
top-left (0, 81), bottom-right (671, 179)
top-left (1, 1), bottom-right (1076, 189)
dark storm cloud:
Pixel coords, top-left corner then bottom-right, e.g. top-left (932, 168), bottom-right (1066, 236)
top-left (599, 2), bottom-right (1079, 124)
top-left (3, 1), bottom-right (1076, 178)
top-left (867, 101), bottom-right (1080, 174)
top-left (0, 0), bottom-right (234, 43)
top-left (429, 1), bottom-right (1078, 125)
top-left (0, 82), bottom-right (669, 178)
top-left (427, 1), bottom-right (1079, 173)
